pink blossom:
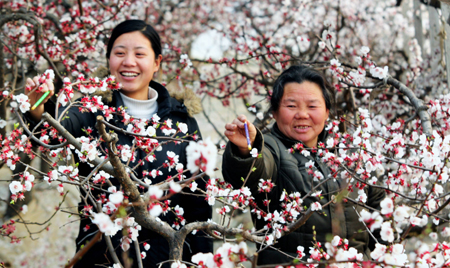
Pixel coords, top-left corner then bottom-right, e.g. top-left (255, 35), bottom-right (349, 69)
top-left (57, 184), bottom-right (64, 193)
top-left (24, 181), bottom-right (33, 191)
top-left (393, 205), bottom-right (409, 223)
top-left (370, 66), bottom-right (389, 80)
top-left (120, 145), bottom-right (132, 162)
top-left (109, 191), bottom-right (124, 204)
top-left (177, 122), bottom-right (188, 134)
top-left (370, 243), bottom-right (386, 261)
top-left (147, 186), bottom-right (163, 200)
top-left (149, 203), bottom-right (163, 217)
top-left (380, 198), bottom-right (394, 215)
top-left (380, 222), bottom-right (394, 242)
top-left (189, 181), bottom-right (198, 192)
top-left (169, 180), bottom-right (182, 193)
top-left (170, 261), bottom-right (187, 268)
top-left (21, 204), bottom-right (28, 214)
top-left (191, 252), bottom-right (215, 267)
top-left (250, 148), bottom-right (258, 158)
top-left (359, 46), bottom-right (370, 57)
top-left (9, 181), bottom-right (24, 194)
top-left (359, 209), bottom-right (383, 232)
top-left (186, 137), bottom-right (217, 175)
top-left (91, 212), bottom-right (116, 235)
top-left (13, 93), bottom-right (30, 113)
top-left (297, 245), bottom-right (305, 259)
top-left (311, 202), bottom-right (322, 211)
top-left (265, 234), bottom-right (274, 245)
top-left (309, 247), bottom-right (322, 261)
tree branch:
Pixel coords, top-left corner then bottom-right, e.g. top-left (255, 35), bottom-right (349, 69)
top-left (386, 77), bottom-right (432, 136)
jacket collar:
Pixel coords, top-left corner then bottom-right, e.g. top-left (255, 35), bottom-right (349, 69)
top-left (111, 80), bottom-right (188, 119)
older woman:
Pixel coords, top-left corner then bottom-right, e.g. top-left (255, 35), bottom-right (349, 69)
top-left (222, 65), bottom-right (385, 265)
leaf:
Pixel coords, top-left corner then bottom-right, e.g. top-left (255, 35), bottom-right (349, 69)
top-left (118, 206), bottom-right (127, 217)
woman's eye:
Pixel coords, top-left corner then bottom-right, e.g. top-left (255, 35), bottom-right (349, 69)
top-left (115, 52), bottom-right (124, 56)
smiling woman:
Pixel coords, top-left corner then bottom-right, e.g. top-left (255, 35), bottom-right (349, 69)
top-left (24, 20), bottom-right (212, 268)
top-left (222, 65), bottom-right (385, 265)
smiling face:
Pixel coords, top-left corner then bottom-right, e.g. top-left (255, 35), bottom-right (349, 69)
top-left (273, 81), bottom-right (329, 148)
top-left (109, 31), bottom-right (162, 100)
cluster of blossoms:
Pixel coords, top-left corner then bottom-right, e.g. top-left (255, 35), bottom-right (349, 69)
top-left (329, 46), bottom-right (389, 89)
top-left (186, 137), bottom-right (218, 176)
top-left (191, 242), bottom-right (248, 267)
top-left (8, 171), bottom-right (35, 202)
top-left (0, 220), bottom-right (19, 244)
top-left (179, 54), bottom-right (193, 70)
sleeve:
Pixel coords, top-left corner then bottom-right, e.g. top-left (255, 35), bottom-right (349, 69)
top-left (366, 185), bottom-right (386, 250)
top-left (24, 98), bottom-right (96, 140)
top-left (366, 185), bottom-right (386, 211)
top-left (221, 129), bottom-right (278, 193)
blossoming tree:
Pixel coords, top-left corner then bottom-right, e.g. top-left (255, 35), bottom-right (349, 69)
top-left (1, 0), bottom-right (450, 267)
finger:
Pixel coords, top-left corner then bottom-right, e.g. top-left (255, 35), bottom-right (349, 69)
top-left (38, 83), bottom-right (48, 93)
top-left (237, 114), bottom-right (247, 124)
top-left (33, 76), bottom-right (40, 86)
top-left (26, 78), bottom-right (36, 89)
top-left (45, 80), bottom-right (55, 97)
top-left (224, 123), bottom-right (237, 131)
top-left (224, 130), bottom-right (235, 137)
top-left (232, 118), bottom-right (246, 129)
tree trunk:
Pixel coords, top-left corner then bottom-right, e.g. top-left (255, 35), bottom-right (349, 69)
top-left (414, 0), bottom-right (425, 57)
top-left (428, 5), bottom-right (441, 62)
top-left (441, 2), bottom-right (450, 83)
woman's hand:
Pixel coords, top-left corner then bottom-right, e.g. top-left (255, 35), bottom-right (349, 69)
top-left (25, 76), bottom-right (54, 121)
top-left (224, 114), bottom-right (257, 156)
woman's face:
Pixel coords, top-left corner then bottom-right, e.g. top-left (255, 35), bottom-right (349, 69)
top-left (109, 31), bottom-right (162, 100)
top-left (273, 81), bottom-right (329, 148)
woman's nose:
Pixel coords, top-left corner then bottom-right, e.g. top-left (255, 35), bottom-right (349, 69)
top-left (122, 55), bottom-right (136, 66)
top-left (295, 108), bottom-right (309, 119)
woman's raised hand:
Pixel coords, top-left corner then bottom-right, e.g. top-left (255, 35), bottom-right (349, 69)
top-left (224, 114), bottom-right (257, 156)
top-left (25, 76), bottom-right (54, 121)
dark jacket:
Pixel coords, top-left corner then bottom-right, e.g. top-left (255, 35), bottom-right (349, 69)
top-left (28, 81), bottom-right (212, 267)
top-left (222, 124), bottom-right (385, 265)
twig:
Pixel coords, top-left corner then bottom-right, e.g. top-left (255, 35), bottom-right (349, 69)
top-left (65, 231), bottom-right (102, 268)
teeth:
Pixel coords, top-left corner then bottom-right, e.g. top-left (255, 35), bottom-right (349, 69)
top-left (296, 126), bottom-right (309, 129)
top-left (121, 72), bottom-right (138, 77)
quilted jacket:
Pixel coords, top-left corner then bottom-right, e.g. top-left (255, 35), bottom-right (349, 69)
top-left (29, 80), bottom-right (212, 267)
top-left (222, 123), bottom-right (385, 265)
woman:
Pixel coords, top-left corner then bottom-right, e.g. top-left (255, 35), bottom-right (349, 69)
top-left (25, 20), bottom-right (212, 267)
top-left (222, 65), bottom-right (385, 265)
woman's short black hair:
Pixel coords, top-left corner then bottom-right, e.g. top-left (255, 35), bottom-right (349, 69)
top-left (270, 65), bottom-right (333, 113)
top-left (106, 20), bottom-right (161, 59)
